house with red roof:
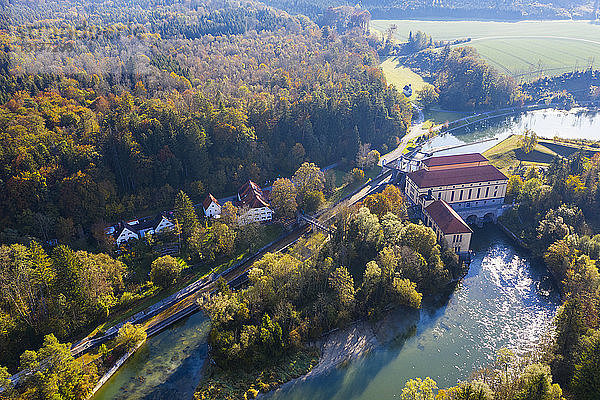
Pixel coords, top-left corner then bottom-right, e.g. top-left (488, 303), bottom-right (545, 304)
top-left (405, 153), bottom-right (508, 254)
top-left (236, 180), bottom-right (273, 224)
top-left (423, 200), bottom-right (473, 254)
top-left (203, 194), bottom-right (221, 218)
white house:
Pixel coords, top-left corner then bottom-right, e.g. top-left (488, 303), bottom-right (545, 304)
top-left (203, 194), bottom-right (222, 218)
top-left (237, 180), bottom-right (273, 224)
top-left (112, 212), bottom-right (175, 245)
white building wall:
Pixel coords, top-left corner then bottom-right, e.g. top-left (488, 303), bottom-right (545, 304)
top-left (204, 203), bottom-right (222, 218)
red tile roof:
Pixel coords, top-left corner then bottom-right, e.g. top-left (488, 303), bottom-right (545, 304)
top-left (237, 180), bottom-right (270, 209)
top-left (424, 200), bottom-right (472, 234)
top-left (203, 194), bottom-right (220, 210)
top-left (423, 153), bottom-right (488, 167)
top-left (407, 165), bottom-right (507, 188)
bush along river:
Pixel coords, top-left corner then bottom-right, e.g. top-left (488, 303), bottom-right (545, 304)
top-left (264, 226), bottom-right (559, 399)
top-left (93, 108), bottom-right (597, 399)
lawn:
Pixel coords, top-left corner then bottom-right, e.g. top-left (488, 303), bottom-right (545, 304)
top-left (372, 20), bottom-right (600, 80)
top-left (380, 57), bottom-right (432, 100)
top-left (482, 134), bottom-right (598, 173)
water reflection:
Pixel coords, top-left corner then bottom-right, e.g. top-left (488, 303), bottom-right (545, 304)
top-left (424, 108), bottom-right (600, 156)
top-left (93, 312), bottom-right (210, 400)
top-left (266, 226), bottom-right (559, 399)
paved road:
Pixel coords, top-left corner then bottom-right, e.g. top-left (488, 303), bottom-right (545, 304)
top-left (379, 104), bottom-right (426, 167)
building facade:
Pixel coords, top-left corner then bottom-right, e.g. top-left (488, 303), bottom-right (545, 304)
top-left (423, 200), bottom-right (473, 254)
top-left (236, 180), bottom-right (273, 224)
top-left (111, 213), bottom-right (175, 245)
top-left (405, 153), bottom-right (508, 254)
top-left (203, 194), bottom-right (222, 218)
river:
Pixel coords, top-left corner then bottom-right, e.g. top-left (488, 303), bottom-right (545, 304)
top-left (264, 226), bottom-right (559, 399)
top-left (95, 108), bottom-right (594, 399)
top-left (424, 107), bottom-right (600, 155)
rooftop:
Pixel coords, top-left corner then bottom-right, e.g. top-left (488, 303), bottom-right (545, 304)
top-left (422, 153), bottom-right (488, 168)
top-left (407, 164), bottom-right (507, 188)
top-left (424, 200), bottom-right (472, 234)
top-left (203, 193), bottom-right (220, 210)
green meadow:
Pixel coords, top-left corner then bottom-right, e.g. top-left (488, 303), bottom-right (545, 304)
top-left (372, 20), bottom-right (600, 80)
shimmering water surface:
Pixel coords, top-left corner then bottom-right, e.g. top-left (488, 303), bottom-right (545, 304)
top-left (93, 312), bottom-right (210, 400)
top-left (265, 226), bottom-right (559, 399)
top-left (96, 108), bottom-right (597, 399)
top-left (424, 107), bottom-right (600, 155)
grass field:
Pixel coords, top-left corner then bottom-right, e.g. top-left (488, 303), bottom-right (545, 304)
top-left (483, 134), bottom-right (600, 173)
top-left (380, 57), bottom-right (432, 100)
top-left (372, 20), bottom-right (600, 80)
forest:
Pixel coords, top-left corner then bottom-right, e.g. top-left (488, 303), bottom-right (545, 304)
top-left (0, 0), bottom-right (411, 245)
top-left (196, 186), bottom-right (462, 398)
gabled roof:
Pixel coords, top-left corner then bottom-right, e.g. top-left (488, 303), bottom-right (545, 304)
top-left (422, 153), bottom-right (488, 168)
top-left (237, 180), bottom-right (270, 209)
top-left (113, 212), bottom-right (173, 239)
top-left (425, 200), bottom-right (472, 234)
top-left (407, 165), bottom-right (507, 188)
top-left (203, 194), bottom-right (220, 210)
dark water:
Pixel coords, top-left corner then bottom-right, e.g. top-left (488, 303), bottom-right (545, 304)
top-left (424, 108), bottom-right (600, 155)
top-left (265, 226), bottom-right (559, 399)
top-left (92, 312), bottom-right (210, 400)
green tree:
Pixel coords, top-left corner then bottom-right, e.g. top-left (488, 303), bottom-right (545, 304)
top-left (0, 365), bottom-right (10, 391)
top-left (417, 85), bottom-right (439, 109)
top-left (220, 201), bottom-right (238, 226)
top-left (19, 334), bottom-right (97, 400)
top-left (150, 255), bottom-right (184, 288)
top-left (293, 162), bottom-right (324, 199)
top-left (115, 322), bottom-right (147, 351)
top-left (521, 129), bottom-right (538, 154)
top-left (328, 267), bottom-right (355, 319)
top-left (514, 363), bottom-right (563, 400)
top-left (571, 329), bottom-right (600, 400)
top-left (174, 190), bottom-right (199, 241)
top-left (392, 278), bottom-right (422, 308)
top-left (270, 178), bottom-right (297, 218)
top-left (505, 175), bottom-right (523, 203)
top-left (303, 190), bottom-right (325, 212)
top-left (400, 377), bottom-right (437, 400)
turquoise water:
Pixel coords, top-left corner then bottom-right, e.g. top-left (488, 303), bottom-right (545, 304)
top-left (92, 312), bottom-right (210, 400)
top-left (265, 226), bottom-right (559, 399)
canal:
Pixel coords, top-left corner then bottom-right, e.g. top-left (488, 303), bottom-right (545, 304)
top-left (95, 107), bottom-right (596, 399)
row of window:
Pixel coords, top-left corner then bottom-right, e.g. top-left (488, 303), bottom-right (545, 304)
top-left (452, 234), bottom-right (463, 243)
top-left (444, 185), bottom-right (500, 202)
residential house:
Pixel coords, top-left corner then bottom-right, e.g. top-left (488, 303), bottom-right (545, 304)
top-left (236, 180), bottom-right (273, 224)
top-left (203, 194), bottom-right (221, 218)
top-left (112, 212), bottom-right (175, 245)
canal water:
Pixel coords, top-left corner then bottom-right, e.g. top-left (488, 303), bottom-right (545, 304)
top-left (95, 108), bottom-right (596, 399)
top-left (92, 312), bottom-right (210, 400)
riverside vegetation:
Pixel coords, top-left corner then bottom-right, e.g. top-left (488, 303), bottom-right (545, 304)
top-left (398, 153), bottom-right (600, 399)
top-left (195, 185), bottom-right (463, 399)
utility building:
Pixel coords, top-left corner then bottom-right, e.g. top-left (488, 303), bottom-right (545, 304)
top-left (405, 153), bottom-right (508, 254)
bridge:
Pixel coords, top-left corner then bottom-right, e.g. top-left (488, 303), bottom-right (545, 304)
top-left (298, 214), bottom-right (335, 234)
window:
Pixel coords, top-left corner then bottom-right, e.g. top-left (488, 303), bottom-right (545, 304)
top-left (438, 192), bottom-right (441, 200)
top-left (460, 190), bottom-right (463, 200)
top-left (468, 189), bottom-right (472, 199)
top-left (485, 187), bottom-right (489, 197)
top-left (451, 191), bottom-right (455, 201)
top-left (477, 187), bottom-right (481, 198)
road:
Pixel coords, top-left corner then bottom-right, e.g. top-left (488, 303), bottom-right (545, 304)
top-left (379, 104), bottom-right (427, 167)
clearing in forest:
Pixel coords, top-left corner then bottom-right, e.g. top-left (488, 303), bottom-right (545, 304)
top-left (372, 20), bottom-right (600, 81)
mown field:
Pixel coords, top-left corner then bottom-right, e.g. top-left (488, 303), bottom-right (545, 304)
top-left (372, 20), bottom-right (600, 80)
